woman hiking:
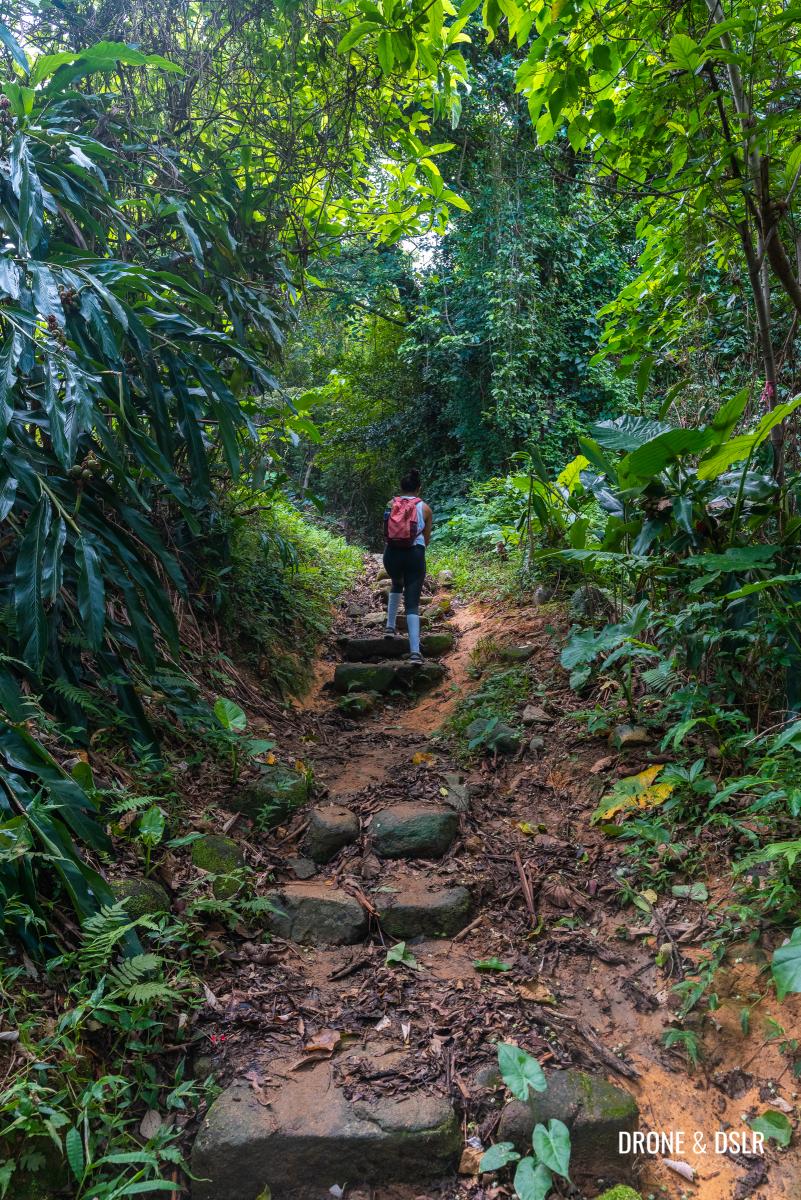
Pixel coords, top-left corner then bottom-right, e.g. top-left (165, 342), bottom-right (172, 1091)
top-left (382, 468), bottom-right (433, 664)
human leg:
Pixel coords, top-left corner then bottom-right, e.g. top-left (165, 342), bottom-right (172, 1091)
top-left (403, 546), bottom-right (426, 660)
top-left (382, 546), bottom-right (404, 634)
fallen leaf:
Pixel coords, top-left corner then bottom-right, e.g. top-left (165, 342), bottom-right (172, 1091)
top-left (517, 821), bottom-right (536, 835)
top-left (375, 1015), bottom-right (392, 1032)
top-left (202, 982), bottom-right (222, 1012)
top-left (459, 1146), bottom-right (484, 1175)
top-left (663, 1158), bottom-right (694, 1181)
top-left (590, 756), bottom-right (615, 774)
top-left (265, 752), bottom-right (276, 765)
top-left (304, 1028), bottom-right (342, 1057)
top-left (401, 1021), bottom-right (411, 1043)
top-left (771, 1096), bottom-right (794, 1114)
top-left (412, 751), bottom-right (434, 765)
top-left (139, 1109), bottom-right (163, 1140)
top-left (517, 980), bottom-right (555, 1004)
top-left (592, 765), bottom-right (675, 823)
top-left (244, 1068), bottom-right (271, 1106)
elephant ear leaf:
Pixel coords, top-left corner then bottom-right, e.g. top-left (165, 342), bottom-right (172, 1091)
top-left (15, 495), bottom-right (51, 673)
top-left (76, 535), bottom-right (106, 649)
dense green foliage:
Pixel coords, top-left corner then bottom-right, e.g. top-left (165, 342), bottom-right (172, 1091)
top-left (3, 0), bottom-right (801, 1194)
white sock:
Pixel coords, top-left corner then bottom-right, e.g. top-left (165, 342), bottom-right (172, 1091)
top-left (387, 592), bottom-right (401, 630)
top-left (407, 613), bottom-right (421, 655)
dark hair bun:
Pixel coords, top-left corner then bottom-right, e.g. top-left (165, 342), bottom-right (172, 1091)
top-left (400, 467), bottom-right (421, 492)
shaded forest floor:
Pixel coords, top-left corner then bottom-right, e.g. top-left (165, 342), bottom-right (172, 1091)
top-left (191, 559), bottom-right (801, 1200)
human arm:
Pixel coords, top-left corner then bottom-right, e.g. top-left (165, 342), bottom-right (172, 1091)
top-left (422, 502), bottom-right (433, 546)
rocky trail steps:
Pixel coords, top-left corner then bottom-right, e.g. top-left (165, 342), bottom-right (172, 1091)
top-left (187, 559), bottom-right (801, 1200)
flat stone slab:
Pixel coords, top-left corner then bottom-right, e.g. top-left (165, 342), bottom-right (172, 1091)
top-left (497, 1069), bottom-right (638, 1184)
top-left (192, 1058), bottom-right (460, 1200)
top-left (334, 661), bottom-right (445, 695)
top-left (304, 805), bottom-right (359, 863)
top-left (375, 878), bottom-right (471, 937)
top-left (342, 632), bottom-right (455, 661)
top-left (371, 803), bottom-right (458, 859)
top-left (265, 882), bottom-right (367, 945)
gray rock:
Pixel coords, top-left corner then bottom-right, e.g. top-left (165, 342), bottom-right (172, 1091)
top-left (191, 1061), bottom-right (460, 1200)
top-left (334, 661), bottom-right (444, 695)
top-left (191, 834), bottom-right (245, 898)
top-left (362, 611), bottom-right (387, 628)
top-left (497, 1069), bottom-right (638, 1184)
top-left (465, 717), bottom-right (521, 754)
top-left (568, 584), bottom-right (615, 624)
top-left (372, 803), bottom-right (458, 859)
top-left (286, 856), bottom-right (317, 880)
top-left (499, 644), bottom-right (536, 662)
top-left (232, 763), bottom-right (310, 826)
top-left (436, 569), bottom-right (454, 588)
top-left (522, 704), bottom-right (550, 726)
top-left (528, 735), bottom-right (545, 753)
top-left (304, 805), bottom-right (359, 863)
top-left (375, 880), bottom-right (471, 937)
top-left (265, 882), bottom-right (367, 945)
top-left (609, 724), bottom-right (650, 750)
top-left (110, 877), bottom-right (170, 917)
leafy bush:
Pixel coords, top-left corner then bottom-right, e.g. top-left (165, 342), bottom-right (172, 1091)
top-left (223, 498), bottom-right (361, 695)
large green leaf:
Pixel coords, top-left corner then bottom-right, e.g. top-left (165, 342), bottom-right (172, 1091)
top-left (532, 1119), bottom-right (571, 1179)
top-left (772, 928), bottom-right (801, 1000)
top-left (513, 1158), bottom-right (553, 1200)
top-left (14, 495), bottom-right (50, 673)
top-left (697, 397), bottom-right (801, 480)
top-left (591, 415), bottom-right (674, 452)
top-left (620, 427), bottom-right (713, 480)
top-left (75, 535), bottom-right (106, 650)
top-left (497, 1044), bottom-right (547, 1101)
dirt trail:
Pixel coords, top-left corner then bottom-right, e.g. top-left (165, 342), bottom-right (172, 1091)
top-left (203, 565), bottom-right (801, 1200)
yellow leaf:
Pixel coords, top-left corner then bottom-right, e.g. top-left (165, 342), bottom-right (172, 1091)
top-left (439, 787), bottom-right (449, 796)
top-left (412, 751), bottom-right (434, 765)
top-left (265, 752), bottom-right (276, 765)
top-left (294, 759), bottom-right (306, 773)
top-left (592, 764), bottom-right (674, 824)
top-left (517, 821), bottom-right (536, 835)
top-left (641, 889), bottom-right (658, 905)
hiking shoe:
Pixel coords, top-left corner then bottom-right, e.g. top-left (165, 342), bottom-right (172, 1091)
top-left (383, 626), bottom-right (398, 638)
top-left (409, 652), bottom-right (424, 665)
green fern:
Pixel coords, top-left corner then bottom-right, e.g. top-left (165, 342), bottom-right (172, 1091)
top-left (641, 657), bottom-right (680, 695)
top-left (79, 903), bottom-right (158, 971)
top-left (109, 954), bottom-right (176, 1004)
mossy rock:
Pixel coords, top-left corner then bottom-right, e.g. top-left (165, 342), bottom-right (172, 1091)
top-left (192, 834), bottom-right (245, 898)
top-left (465, 717), bottom-right (521, 754)
top-left (337, 690), bottom-right (380, 716)
top-left (421, 630), bottom-right (455, 656)
top-left (498, 1069), bottom-right (638, 1184)
top-left (232, 763), bottom-right (310, 825)
top-left (597, 1188), bottom-right (643, 1200)
top-left (110, 876), bottom-right (170, 917)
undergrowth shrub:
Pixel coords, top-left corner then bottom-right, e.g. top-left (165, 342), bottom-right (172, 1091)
top-left (223, 498), bottom-right (361, 696)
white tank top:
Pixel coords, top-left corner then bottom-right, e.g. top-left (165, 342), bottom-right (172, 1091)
top-left (399, 495), bottom-right (426, 547)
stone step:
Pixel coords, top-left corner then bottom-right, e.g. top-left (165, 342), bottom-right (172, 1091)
top-left (303, 805), bottom-right (359, 863)
top-left (192, 1053), bottom-right (460, 1200)
top-left (375, 876), bottom-right (471, 937)
top-left (265, 882), bottom-right (367, 945)
top-left (340, 631), bottom-right (455, 661)
top-left (371, 802), bottom-right (458, 859)
top-left (333, 660), bottom-right (444, 695)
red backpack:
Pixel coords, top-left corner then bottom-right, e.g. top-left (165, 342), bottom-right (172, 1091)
top-left (384, 496), bottom-right (421, 548)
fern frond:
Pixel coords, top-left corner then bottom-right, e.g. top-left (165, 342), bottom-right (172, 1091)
top-left (79, 902), bottom-right (157, 971)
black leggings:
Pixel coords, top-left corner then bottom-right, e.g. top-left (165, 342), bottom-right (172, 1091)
top-left (383, 544), bottom-right (426, 615)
